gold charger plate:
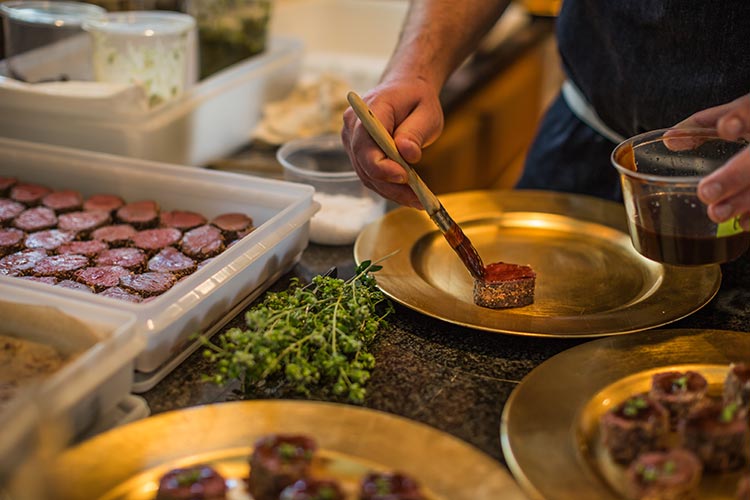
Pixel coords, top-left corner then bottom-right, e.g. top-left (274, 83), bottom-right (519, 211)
top-left (354, 190), bottom-right (721, 337)
top-left (48, 400), bottom-right (526, 500)
top-left (501, 328), bottom-right (750, 500)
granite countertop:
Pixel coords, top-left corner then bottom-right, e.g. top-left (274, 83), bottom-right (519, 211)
top-left (143, 241), bottom-right (750, 465)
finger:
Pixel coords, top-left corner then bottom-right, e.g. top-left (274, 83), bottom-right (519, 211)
top-left (675, 98), bottom-right (744, 129)
top-left (716, 96), bottom-right (750, 140)
top-left (393, 101), bottom-right (443, 165)
top-left (698, 146), bottom-right (750, 221)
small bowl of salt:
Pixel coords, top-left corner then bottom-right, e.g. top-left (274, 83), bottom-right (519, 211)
top-left (277, 134), bottom-right (386, 245)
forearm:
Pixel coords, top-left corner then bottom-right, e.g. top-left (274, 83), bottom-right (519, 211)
top-left (383, 0), bottom-right (511, 91)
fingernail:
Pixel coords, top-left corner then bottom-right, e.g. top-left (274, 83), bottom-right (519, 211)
top-left (388, 174), bottom-right (406, 184)
top-left (725, 117), bottom-right (744, 137)
top-left (699, 182), bottom-right (722, 202)
top-left (713, 203), bottom-right (732, 221)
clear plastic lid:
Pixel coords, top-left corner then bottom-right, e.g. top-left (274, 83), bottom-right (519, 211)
top-left (0, 1), bottom-right (106, 27)
top-left (82, 10), bottom-right (196, 37)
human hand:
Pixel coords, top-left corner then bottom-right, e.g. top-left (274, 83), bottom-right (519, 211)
top-left (341, 77), bottom-right (444, 209)
top-left (674, 94), bottom-right (750, 229)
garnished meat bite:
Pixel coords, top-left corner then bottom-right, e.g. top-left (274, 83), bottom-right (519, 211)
top-left (156, 464), bottom-right (227, 500)
top-left (679, 398), bottom-right (749, 471)
top-left (119, 271), bottom-right (175, 297)
top-left (42, 190), bottom-right (83, 213)
top-left (473, 262), bottom-right (536, 309)
top-left (600, 393), bottom-right (670, 464)
top-left (13, 206), bottom-right (57, 232)
top-left (248, 434), bottom-right (317, 500)
top-left (74, 265), bottom-right (131, 292)
top-left (0, 249), bottom-right (47, 276)
top-left (90, 224), bottom-right (137, 247)
top-left (649, 370), bottom-right (708, 429)
top-left (160, 210), bottom-right (206, 231)
top-left (0, 199), bottom-right (24, 226)
top-left (25, 229), bottom-right (76, 251)
top-left (724, 362), bottom-right (750, 409)
top-left (148, 247), bottom-right (196, 277)
top-left (58, 210), bottom-right (111, 236)
top-left (116, 200), bottom-right (159, 229)
top-left (280, 478), bottom-right (345, 500)
top-left (624, 448), bottom-right (702, 500)
top-left (360, 472), bottom-right (426, 500)
top-left (131, 227), bottom-right (182, 254)
top-left (83, 193), bottom-right (125, 214)
top-left (180, 225), bottom-right (225, 260)
top-left (95, 247), bottom-right (147, 271)
top-left (10, 183), bottom-right (51, 206)
top-left (0, 228), bottom-right (24, 257)
top-left (211, 212), bottom-right (254, 240)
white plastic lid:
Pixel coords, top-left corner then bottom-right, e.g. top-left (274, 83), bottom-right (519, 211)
top-left (0, 0), bottom-right (105, 27)
top-left (82, 10), bottom-right (196, 37)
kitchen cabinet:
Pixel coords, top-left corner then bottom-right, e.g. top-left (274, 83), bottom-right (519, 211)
top-left (417, 20), bottom-right (563, 194)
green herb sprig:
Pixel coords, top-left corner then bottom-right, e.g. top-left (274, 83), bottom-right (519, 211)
top-left (200, 258), bottom-right (393, 404)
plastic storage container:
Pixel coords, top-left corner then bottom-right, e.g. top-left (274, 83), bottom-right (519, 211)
top-left (0, 137), bottom-right (318, 391)
top-left (0, 35), bottom-right (303, 165)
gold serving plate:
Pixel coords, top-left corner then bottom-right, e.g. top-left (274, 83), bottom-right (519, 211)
top-left (501, 328), bottom-right (750, 500)
top-left (48, 400), bottom-right (526, 500)
top-left (354, 190), bottom-right (721, 337)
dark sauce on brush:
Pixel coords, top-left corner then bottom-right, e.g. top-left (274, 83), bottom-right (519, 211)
top-left (442, 218), bottom-right (486, 280)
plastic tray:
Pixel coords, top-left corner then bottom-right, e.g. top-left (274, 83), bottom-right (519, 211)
top-left (0, 137), bottom-right (318, 390)
top-left (0, 36), bottom-right (303, 166)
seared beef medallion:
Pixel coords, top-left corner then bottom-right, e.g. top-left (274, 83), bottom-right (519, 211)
top-left (83, 193), bottom-right (125, 214)
top-left (0, 228), bottom-right (24, 257)
top-left (42, 190), bottom-right (83, 213)
top-left (360, 471), bottom-right (426, 500)
top-left (116, 200), bottom-right (159, 229)
top-left (90, 224), bottom-right (137, 247)
top-left (649, 370), bottom-right (708, 429)
top-left (98, 286), bottom-right (142, 303)
top-left (248, 434), bottom-right (317, 500)
top-left (160, 210), bottom-right (206, 231)
top-left (624, 448), bottom-right (702, 500)
top-left (601, 393), bottom-right (670, 464)
top-left (0, 199), bottom-right (24, 226)
top-left (0, 249), bottom-right (48, 276)
top-left (156, 464), bottom-right (227, 500)
top-left (25, 229), bottom-right (76, 251)
top-left (131, 227), bottom-right (182, 254)
top-left (147, 247), bottom-right (196, 277)
top-left (56, 239), bottom-right (108, 257)
top-left (57, 210), bottom-right (111, 236)
top-left (95, 247), bottom-right (147, 271)
top-left (119, 271), bottom-right (175, 297)
top-left (13, 206), bottom-right (57, 232)
top-left (180, 225), bottom-right (225, 260)
top-left (10, 183), bottom-right (51, 206)
top-left (32, 254), bottom-right (89, 279)
top-left (211, 212), bottom-right (254, 241)
top-left (280, 478), bottom-right (345, 500)
top-left (679, 398), bottom-right (749, 472)
top-left (74, 265), bottom-right (131, 292)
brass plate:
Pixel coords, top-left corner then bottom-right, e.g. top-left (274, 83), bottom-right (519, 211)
top-left (354, 190), bottom-right (721, 337)
top-left (49, 400), bottom-right (526, 500)
top-left (501, 328), bottom-right (750, 500)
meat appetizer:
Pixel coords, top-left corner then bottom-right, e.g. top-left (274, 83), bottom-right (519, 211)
top-left (678, 398), bottom-right (749, 472)
top-left (724, 362), bottom-right (750, 409)
top-left (211, 212), bottom-right (254, 241)
top-left (0, 249), bottom-right (48, 276)
top-left (119, 271), bottom-right (176, 297)
top-left (649, 370), bottom-right (708, 429)
top-left (32, 254), bottom-right (89, 279)
top-left (74, 266), bottom-right (131, 292)
top-left (25, 229), bottom-right (76, 251)
top-left (147, 247), bottom-right (196, 277)
top-left (473, 262), bottom-right (536, 309)
top-left (10, 183), bottom-right (51, 206)
top-left (95, 247), bottom-right (147, 272)
top-left (0, 199), bottom-right (25, 225)
top-left (624, 448), bottom-right (702, 500)
top-left (279, 478), bottom-right (345, 500)
top-left (116, 200), bottom-right (160, 229)
top-left (42, 190), bottom-right (83, 213)
top-left (180, 225), bottom-right (225, 260)
top-left (247, 434), bottom-right (317, 500)
top-left (83, 193), bottom-right (124, 214)
top-left (13, 206), bottom-right (57, 232)
top-left (57, 210), bottom-right (111, 236)
top-left (155, 464), bottom-right (227, 500)
top-left (0, 227), bottom-right (24, 257)
top-left (360, 471), bottom-right (426, 500)
top-left (56, 240), bottom-right (108, 257)
top-left (600, 393), bottom-right (670, 464)
top-left (90, 224), bottom-right (137, 247)
top-left (160, 210), bottom-right (207, 231)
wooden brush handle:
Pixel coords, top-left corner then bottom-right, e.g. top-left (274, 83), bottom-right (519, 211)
top-left (346, 91), bottom-right (442, 215)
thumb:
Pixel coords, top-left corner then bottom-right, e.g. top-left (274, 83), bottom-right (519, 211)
top-left (392, 101), bottom-right (444, 165)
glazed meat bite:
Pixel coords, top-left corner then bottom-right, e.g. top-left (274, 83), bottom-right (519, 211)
top-left (248, 434), bottom-right (317, 500)
top-left (679, 398), bottom-right (749, 472)
top-left (624, 448), bottom-right (702, 500)
top-left (473, 262), bottom-right (536, 309)
top-left (600, 393), bottom-right (670, 464)
top-left (280, 478), bottom-right (345, 500)
top-left (649, 370), bottom-right (708, 429)
top-left (156, 464), bottom-right (227, 500)
top-left (360, 472), bottom-right (426, 500)
top-left (724, 362), bottom-right (750, 409)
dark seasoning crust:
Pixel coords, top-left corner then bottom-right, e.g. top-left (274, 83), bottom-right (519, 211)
top-left (0, 176), bottom-right (255, 303)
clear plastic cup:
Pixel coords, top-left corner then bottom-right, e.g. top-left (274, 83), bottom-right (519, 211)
top-left (82, 10), bottom-right (196, 107)
top-left (277, 134), bottom-right (386, 245)
top-left (611, 128), bottom-right (750, 266)
top-left (0, 1), bottom-right (106, 82)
